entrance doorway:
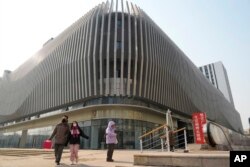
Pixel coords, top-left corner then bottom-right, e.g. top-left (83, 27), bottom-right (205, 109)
top-left (177, 120), bottom-right (188, 148)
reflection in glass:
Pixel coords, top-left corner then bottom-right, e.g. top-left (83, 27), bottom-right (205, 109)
top-left (25, 126), bottom-right (53, 148)
top-left (0, 131), bottom-right (21, 148)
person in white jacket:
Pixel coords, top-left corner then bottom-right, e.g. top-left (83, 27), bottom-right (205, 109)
top-left (105, 121), bottom-right (117, 162)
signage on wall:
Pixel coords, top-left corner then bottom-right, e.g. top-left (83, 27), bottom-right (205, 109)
top-left (192, 112), bottom-right (206, 144)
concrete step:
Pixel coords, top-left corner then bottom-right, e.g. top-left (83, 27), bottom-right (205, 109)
top-left (0, 148), bottom-right (68, 156)
top-left (134, 152), bottom-right (229, 167)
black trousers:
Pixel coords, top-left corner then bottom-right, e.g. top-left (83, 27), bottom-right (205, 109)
top-left (170, 145), bottom-right (174, 151)
top-left (54, 144), bottom-right (65, 163)
top-left (107, 144), bottom-right (115, 160)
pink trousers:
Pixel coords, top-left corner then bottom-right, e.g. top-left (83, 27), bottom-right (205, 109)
top-left (70, 144), bottom-right (80, 162)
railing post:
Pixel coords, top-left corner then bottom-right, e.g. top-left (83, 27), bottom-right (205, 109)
top-left (140, 139), bottom-right (143, 153)
top-left (184, 129), bottom-right (189, 153)
top-left (165, 126), bottom-right (170, 152)
top-left (161, 138), bottom-right (164, 152)
top-left (166, 111), bottom-right (170, 152)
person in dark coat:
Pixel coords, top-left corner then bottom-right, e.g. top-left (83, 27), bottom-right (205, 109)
top-left (49, 115), bottom-right (70, 165)
top-left (169, 130), bottom-right (175, 152)
top-left (67, 121), bottom-right (89, 165)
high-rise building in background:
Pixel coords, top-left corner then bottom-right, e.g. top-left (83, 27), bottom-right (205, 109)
top-left (199, 61), bottom-right (234, 107)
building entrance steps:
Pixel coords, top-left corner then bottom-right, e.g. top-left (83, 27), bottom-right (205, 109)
top-left (0, 148), bottom-right (58, 156)
top-left (134, 151), bottom-right (229, 167)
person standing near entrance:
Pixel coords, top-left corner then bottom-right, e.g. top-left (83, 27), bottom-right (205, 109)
top-left (105, 120), bottom-right (117, 162)
top-left (169, 130), bottom-right (175, 152)
top-left (67, 121), bottom-right (89, 165)
top-left (49, 115), bottom-right (70, 165)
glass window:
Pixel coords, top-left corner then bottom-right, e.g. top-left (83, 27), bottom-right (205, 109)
top-left (117, 20), bottom-right (122, 28)
top-left (116, 41), bottom-right (122, 49)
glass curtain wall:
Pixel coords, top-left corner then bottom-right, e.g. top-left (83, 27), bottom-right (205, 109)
top-left (0, 131), bottom-right (22, 148)
top-left (78, 119), bottom-right (159, 149)
top-left (25, 126), bottom-right (54, 148)
top-left (0, 119), bottom-right (159, 149)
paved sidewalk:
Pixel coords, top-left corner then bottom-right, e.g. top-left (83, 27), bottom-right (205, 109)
top-left (0, 149), bottom-right (137, 167)
top-left (0, 147), bottom-right (229, 167)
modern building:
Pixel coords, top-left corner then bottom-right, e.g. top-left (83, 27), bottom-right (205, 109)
top-left (199, 62), bottom-right (235, 106)
top-left (0, 0), bottom-right (243, 149)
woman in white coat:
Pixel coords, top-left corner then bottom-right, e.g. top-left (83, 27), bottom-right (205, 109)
top-left (105, 121), bottom-right (117, 162)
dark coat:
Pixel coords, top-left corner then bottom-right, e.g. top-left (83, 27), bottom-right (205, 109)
top-left (169, 131), bottom-right (175, 146)
top-left (68, 127), bottom-right (89, 145)
top-left (49, 122), bottom-right (70, 145)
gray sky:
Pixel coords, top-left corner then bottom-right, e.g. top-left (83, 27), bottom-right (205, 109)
top-left (0, 0), bottom-right (249, 129)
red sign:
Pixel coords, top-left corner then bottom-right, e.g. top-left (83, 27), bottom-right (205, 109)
top-left (192, 112), bottom-right (206, 144)
top-left (199, 112), bottom-right (207, 124)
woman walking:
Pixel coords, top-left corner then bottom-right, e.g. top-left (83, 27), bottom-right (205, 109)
top-left (105, 121), bottom-right (117, 162)
top-left (68, 121), bottom-right (89, 165)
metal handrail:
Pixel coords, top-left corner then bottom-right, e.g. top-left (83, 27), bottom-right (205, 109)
top-left (143, 138), bottom-right (161, 148)
top-left (138, 124), bottom-right (167, 139)
top-left (160, 127), bottom-right (188, 152)
top-left (139, 124), bottom-right (167, 152)
top-left (160, 127), bottom-right (186, 139)
top-left (139, 110), bottom-right (189, 153)
top-left (173, 127), bottom-right (186, 134)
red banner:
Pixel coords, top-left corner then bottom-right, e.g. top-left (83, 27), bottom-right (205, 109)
top-left (192, 112), bottom-right (206, 144)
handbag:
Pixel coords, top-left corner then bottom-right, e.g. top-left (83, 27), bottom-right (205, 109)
top-left (43, 139), bottom-right (52, 149)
